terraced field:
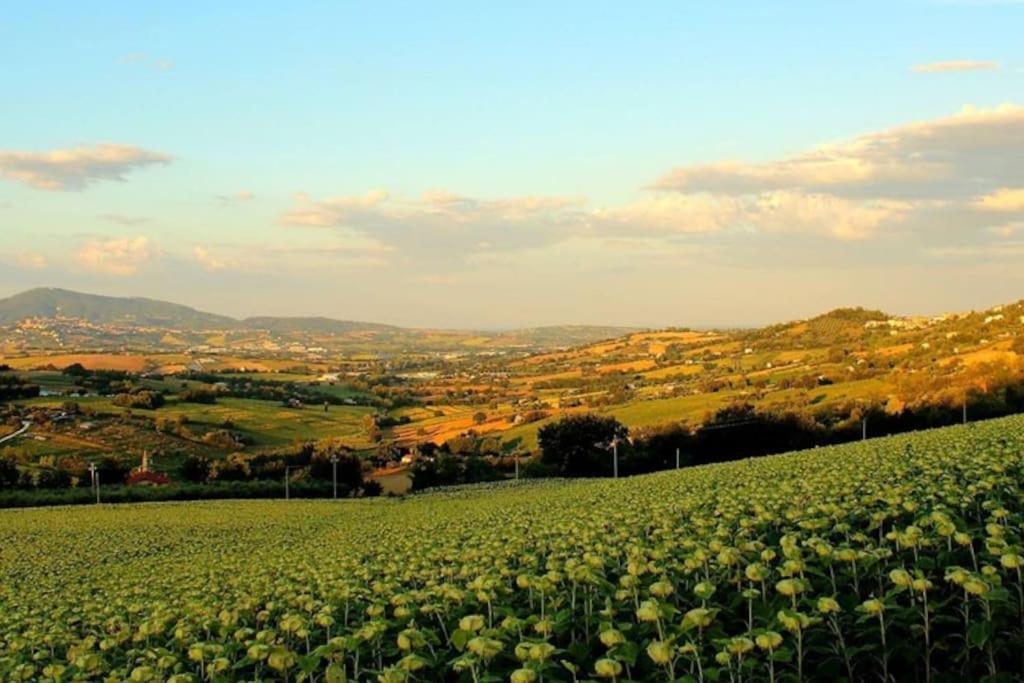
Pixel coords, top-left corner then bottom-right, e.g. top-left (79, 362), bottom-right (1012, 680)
top-left (3, 417), bottom-right (1024, 681)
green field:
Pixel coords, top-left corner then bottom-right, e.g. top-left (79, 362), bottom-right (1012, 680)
top-left (4, 416), bottom-right (1024, 681)
top-left (499, 391), bottom-right (742, 450)
top-left (14, 395), bottom-right (375, 450)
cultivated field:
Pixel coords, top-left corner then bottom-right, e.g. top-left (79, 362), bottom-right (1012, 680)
top-left (3, 416), bottom-right (1024, 681)
top-left (17, 395), bottom-right (375, 450)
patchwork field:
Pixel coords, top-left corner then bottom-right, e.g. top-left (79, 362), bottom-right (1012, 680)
top-left (16, 395), bottom-right (375, 450)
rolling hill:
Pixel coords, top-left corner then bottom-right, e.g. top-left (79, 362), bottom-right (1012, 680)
top-left (0, 288), bottom-right (237, 329)
top-left (0, 288), bottom-right (642, 352)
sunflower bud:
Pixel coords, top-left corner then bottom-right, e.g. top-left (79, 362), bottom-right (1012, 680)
top-left (594, 658), bottom-right (623, 678)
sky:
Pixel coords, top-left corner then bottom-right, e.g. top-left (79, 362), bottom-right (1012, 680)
top-left (1, 1), bottom-right (1023, 329)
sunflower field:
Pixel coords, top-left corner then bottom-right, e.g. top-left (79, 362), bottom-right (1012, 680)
top-left (4, 416), bottom-right (1024, 682)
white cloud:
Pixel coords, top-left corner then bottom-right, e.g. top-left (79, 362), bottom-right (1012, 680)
top-left (281, 189), bottom-right (579, 229)
top-left (911, 60), bottom-right (998, 73)
top-left (281, 190), bottom-right (586, 257)
top-left (751, 192), bottom-right (910, 240)
top-left (652, 104), bottom-right (1024, 200)
top-left (589, 194), bottom-right (740, 234)
top-left (74, 236), bottom-right (157, 275)
top-left (975, 187), bottom-right (1024, 211)
top-left (280, 184), bottom-right (915, 257)
top-left (0, 144), bottom-right (171, 191)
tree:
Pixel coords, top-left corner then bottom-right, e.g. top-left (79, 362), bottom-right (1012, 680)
top-left (0, 455), bottom-right (18, 489)
top-left (473, 411), bottom-right (487, 425)
top-left (112, 390), bottom-right (164, 410)
top-left (364, 414), bottom-right (382, 443)
top-left (62, 363), bottom-right (89, 379)
top-left (538, 414), bottom-right (628, 477)
top-left (212, 454), bottom-right (250, 481)
top-left (179, 454), bottom-right (212, 483)
top-left (308, 449), bottom-right (364, 490)
top-left (97, 455), bottom-right (131, 485)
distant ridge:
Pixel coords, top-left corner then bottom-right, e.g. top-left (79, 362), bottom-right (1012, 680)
top-left (240, 316), bottom-right (399, 334)
top-left (0, 288), bottom-right (236, 329)
top-left (0, 288), bottom-right (402, 332)
top-left (0, 288), bottom-right (641, 342)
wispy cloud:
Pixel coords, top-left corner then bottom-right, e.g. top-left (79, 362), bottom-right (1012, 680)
top-left (192, 245), bottom-right (234, 272)
top-left (0, 144), bottom-right (171, 191)
top-left (74, 236), bottom-right (158, 275)
top-left (911, 60), bottom-right (999, 73)
top-left (118, 53), bottom-right (174, 71)
top-left (99, 213), bottom-right (150, 226)
top-left (925, 241), bottom-right (1024, 260)
top-left (989, 221), bottom-right (1024, 238)
top-left (15, 253), bottom-right (48, 269)
top-left (216, 190), bottom-right (255, 205)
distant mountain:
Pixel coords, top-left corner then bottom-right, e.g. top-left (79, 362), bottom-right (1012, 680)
top-left (0, 288), bottom-right (237, 329)
top-left (241, 316), bottom-right (399, 334)
top-left (0, 289), bottom-right (640, 348)
top-left (504, 325), bottom-right (645, 347)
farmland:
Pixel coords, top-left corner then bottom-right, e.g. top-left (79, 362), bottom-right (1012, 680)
top-left (4, 296), bottom-right (1024, 495)
top-left (3, 416), bottom-right (1024, 680)
top-left (17, 395), bottom-right (374, 450)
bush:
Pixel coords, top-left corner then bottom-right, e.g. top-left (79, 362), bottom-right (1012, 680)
top-left (112, 390), bottom-right (164, 410)
top-left (202, 429), bottom-right (245, 450)
top-left (179, 387), bottom-right (218, 404)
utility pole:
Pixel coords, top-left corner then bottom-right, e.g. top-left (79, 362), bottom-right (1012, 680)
top-left (675, 447), bottom-right (680, 470)
top-left (612, 441), bottom-right (619, 479)
top-left (331, 455), bottom-right (338, 499)
top-left (88, 462), bottom-right (100, 504)
top-left (862, 417), bottom-right (867, 441)
top-left (963, 395), bottom-right (968, 425)
top-left (285, 466), bottom-right (291, 500)
top-left (514, 452), bottom-right (520, 480)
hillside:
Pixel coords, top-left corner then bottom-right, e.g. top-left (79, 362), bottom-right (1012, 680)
top-left (3, 416), bottom-right (1024, 680)
top-left (0, 288), bottom-right (237, 329)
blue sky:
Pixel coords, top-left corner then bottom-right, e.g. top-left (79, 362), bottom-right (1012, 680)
top-left (1, 1), bottom-right (1023, 328)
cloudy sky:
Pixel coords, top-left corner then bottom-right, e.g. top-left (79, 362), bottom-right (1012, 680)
top-left (1, 1), bottom-right (1023, 329)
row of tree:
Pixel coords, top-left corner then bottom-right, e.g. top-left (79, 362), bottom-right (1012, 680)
top-left (532, 378), bottom-right (1024, 478)
top-left (0, 440), bottom-right (382, 498)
